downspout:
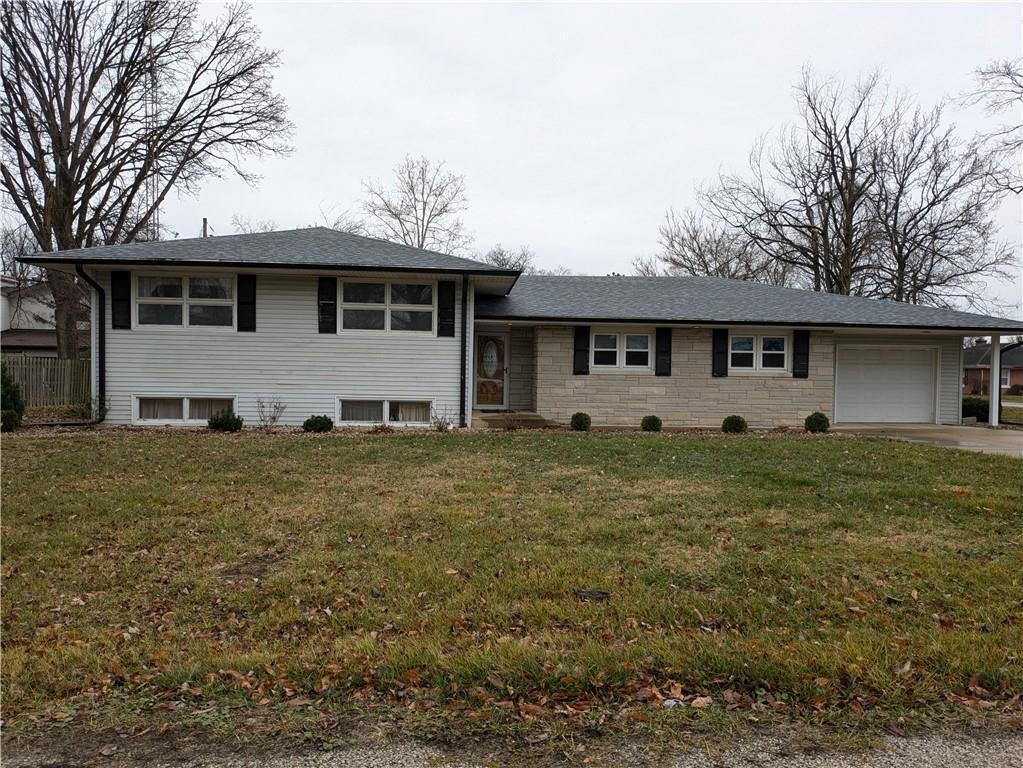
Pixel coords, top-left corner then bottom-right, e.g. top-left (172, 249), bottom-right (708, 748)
top-left (75, 262), bottom-right (106, 424)
top-left (459, 273), bottom-right (469, 427)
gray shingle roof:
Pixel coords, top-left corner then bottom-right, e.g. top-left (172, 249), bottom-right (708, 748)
top-left (963, 342), bottom-right (1023, 367)
top-left (475, 275), bottom-right (1023, 332)
top-left (19, 227), bottom-right (517, 275)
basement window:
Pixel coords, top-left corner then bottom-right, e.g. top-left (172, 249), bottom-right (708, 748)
top-left (136, 395), bottom-right (236, 423)
top-left (338, 398), bottom-right (434, 425)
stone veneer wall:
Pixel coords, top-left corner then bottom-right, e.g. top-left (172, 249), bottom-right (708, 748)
top-left (534, 326), bottom-right (835, 428)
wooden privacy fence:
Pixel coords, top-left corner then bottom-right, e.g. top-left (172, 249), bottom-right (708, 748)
top-left (3, 355), bottom-right (91, 407)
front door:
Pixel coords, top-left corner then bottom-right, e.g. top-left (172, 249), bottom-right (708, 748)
top-left (475, 333), bottom-right (508, 410)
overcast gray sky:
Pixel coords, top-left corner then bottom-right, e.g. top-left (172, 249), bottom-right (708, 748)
top-left (165, 1), bottom-right (1023, 317)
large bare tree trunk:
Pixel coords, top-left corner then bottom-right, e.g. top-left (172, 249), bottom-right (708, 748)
top-left (48, 271), bottom-right (81, 360)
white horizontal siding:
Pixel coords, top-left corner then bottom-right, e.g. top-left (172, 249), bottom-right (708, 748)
top-left (833, 333), bottom-right (962, 425)
top-left (96, 270), bottom-right (466, 426)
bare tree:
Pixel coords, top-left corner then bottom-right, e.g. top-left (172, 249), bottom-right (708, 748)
top-left (1, 1), bottom-right (292, 357)
top-left (477, 243), bottom-right (571, 275)
top-left (316, 204), bottom-right (368, 236)
top-left (709, 70), bottom-right (888, 296)
top-left (968, 59), bottom-right (1023, 194)
top-left (870, 103), bottom-right (1012, 308)
top-left (694, 67), bottom-right (1011, 309)
top-left (635, 208), bottom-right (793, 285)
top-left (1, 223), bottom-right (39, 287)
top-left (479, 243), bottom-right (535, 271)
top-left (362, 156), bottom-right (470, 254)
top-left (231, 215), bottom-right (277, 234)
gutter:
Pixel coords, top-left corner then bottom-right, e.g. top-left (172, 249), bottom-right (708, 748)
top-left (471, 314), bottom-right (1023, 335)
top-left (74, 263), bottom-right (106, 424)
top-left (459, 273), bottom-right (469, 427)
top-left (18, 255), bottom-right (520, 279)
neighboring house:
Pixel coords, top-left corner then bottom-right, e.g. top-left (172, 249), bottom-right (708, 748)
top-left (1, 275), bottom-right (89, 358)
top-left (962, 342), bottom-right (1023, 394)
top-left (18, 227), bottom-right (1023, 428)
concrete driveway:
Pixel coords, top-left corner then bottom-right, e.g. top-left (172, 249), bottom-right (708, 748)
top-left (834, 423), bottom-right (1023, 458)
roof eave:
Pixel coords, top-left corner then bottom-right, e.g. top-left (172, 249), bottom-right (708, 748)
top-left (472, 313), bottom-right (1023, 334)
top-left (17, 255), bottom-right (520, 278)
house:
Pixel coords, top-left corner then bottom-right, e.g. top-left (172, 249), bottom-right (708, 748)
top-left (962, 341), bottom-right (1023, 394)
top-left (19, 227), bottom-right (1023, 429)
top-left (1, 275), bottom-right (90, 358)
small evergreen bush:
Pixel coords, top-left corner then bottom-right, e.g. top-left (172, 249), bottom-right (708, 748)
top-left (721, 415), bottom-right (748, 434)
top-left (1, 410), bottom-right (19, 433)
top-left (641, 415), bottom-right (662, 432)
top-left (962, 396), bottom-right (989, 422)
top-left (804, 411), bottom-right (830, 433)
top-left (570, 412), bottom-right (591, 432)
top-left (303, 415), bottom-right (334, 433)
top-left (208, 409), bottom-right (243, 432)
top-left (1, 364), bottom-right (25, 431)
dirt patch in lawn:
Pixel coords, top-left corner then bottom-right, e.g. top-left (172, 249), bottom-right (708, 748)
top-left (218, 551), bottom-right (282, 582)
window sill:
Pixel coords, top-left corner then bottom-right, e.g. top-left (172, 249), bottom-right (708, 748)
top-left (336, 330), bottom-right (438, 338)
top-left (590, 366), bottom-right (654, 375)
top-left (727, 368), bottom-right (792, 377)
top-left (133, 325), bottom-right (236, 332)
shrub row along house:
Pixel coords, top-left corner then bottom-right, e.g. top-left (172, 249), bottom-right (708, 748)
top-left (20, 227), bottom-right (1023, 429)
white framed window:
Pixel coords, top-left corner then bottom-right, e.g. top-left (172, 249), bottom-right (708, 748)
top-left (1001, 368), bottom-right (1010, 388)
top-left (729, 335), bottom-right (755, 368)
top-left (135, 395), bottom-right (236, 423)
top-left (592, 333), bottom-right (619, 367)
top-left (729, 333), bottom-right (791, 373)
top-left (135, 274), bottom-right (234, 328)
top-left (338, 398), bottom-right (433, 426)
top-left (339, 280), bottom-right (435, 333)
top-left (591, 331), bottom-right (652, 370)
top-left (760, 336), bottom-right (787, 369)
top-left (624, 334), bottom-right (650, 367)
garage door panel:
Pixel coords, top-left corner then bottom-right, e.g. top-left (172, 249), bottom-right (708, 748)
top-left (835, 347), bottom-right (936, 423)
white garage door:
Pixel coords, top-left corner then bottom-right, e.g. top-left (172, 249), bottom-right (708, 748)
top-left (835, 346), bottom-right (936, 423)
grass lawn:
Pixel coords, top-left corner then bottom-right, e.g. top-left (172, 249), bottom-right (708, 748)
top-left (2, 429), bottom-right (1022, 751)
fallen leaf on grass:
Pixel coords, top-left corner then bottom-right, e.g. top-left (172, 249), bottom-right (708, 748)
top-left (689, 696), bottom-right (713, 709)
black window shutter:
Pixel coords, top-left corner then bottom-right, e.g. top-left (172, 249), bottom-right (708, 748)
top-left (712, 328), bottom-right (728, 377)
top-left (437, 281), bottom-right (456, 337)
top-left (655, 327), bottom-right (672, 376)
top-left (111, 270), bottom-right (131, 329)
top-left (237, 274), bottom-right (256, 332)
top-left (573, 326), bottom-right (590, 375)
top-left (317, 277), bottom-right (337, 333)
top-left (792, 329), bottom-right (810, 379)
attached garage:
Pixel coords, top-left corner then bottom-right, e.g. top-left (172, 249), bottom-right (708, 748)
top-left (834, 345), bottom-right (937, 423)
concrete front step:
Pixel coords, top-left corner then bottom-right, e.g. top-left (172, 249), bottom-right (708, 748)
top-left (473, 411), bottom-right (552, 429)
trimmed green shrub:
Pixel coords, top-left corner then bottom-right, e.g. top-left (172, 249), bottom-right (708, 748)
top-left (804, 411), bottom-right (830, 433)
top-left (962, 396), bottom-right (989, 422)
top-left (641, 415), bottom-right (662, 432)
top-left (208, 409), bottom-right (244, 432)
top-left (1, 364), bottom-right (25, 431)
top-left (570, 412), bottom-right (591, 432)
top-left (1008, 383), bottom-right (1023, 396)
top-left (1, 410), bottom-right (19, 433)
top-left (303, 415), bottom-right (334, 433)
top-left (721, 415), bottom-right (748, 434)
